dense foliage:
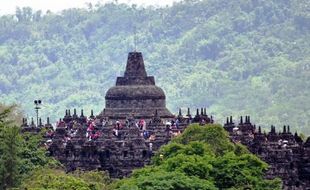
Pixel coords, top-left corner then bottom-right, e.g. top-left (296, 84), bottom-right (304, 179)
top-left (111, 124), bottom-right (282, 189)
top-left (0, 0), bottom-right (309, 134)
top-left (20, 168), bottom-right (110, 190)
top-left (0, 104), bottom-right (58, 189)
top-left (0, 105), bottom-right (22, 189)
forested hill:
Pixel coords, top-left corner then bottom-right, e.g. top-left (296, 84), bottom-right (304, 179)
top-left (0, 0), bottom-right (309, 133)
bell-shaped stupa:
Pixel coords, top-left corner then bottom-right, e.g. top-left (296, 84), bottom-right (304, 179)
top-left (99, 52), bottom-right (174, 120)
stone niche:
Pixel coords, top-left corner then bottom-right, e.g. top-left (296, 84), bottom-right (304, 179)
top-left (99, 52), bottom-right (174, 120)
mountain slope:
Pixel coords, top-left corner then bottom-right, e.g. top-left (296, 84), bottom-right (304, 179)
top-left (0, 0), bottom-right (309, 133)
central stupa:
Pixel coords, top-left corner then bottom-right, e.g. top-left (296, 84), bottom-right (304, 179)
top-left (99, 52), bottom-right (174, 120)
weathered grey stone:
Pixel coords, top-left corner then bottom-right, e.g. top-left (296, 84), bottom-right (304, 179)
top-left (100, 52), bottom-right (173, 120)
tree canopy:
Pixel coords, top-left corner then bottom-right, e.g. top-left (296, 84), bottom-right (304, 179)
top-left (21, 169), bottom-right (110, 190)
top-left (0, 104), bottom-right (58, 189)
top-left (111, 124), bottom-right (282, 190)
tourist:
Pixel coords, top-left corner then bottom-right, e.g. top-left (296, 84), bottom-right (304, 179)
top-left (57, 120), bottom-right (65, 128)
top-left (63, 135), bottom-right (71, 147)
top-left (116, 120), bottom-right (122, 130)
top-left (102, 118), bottom-right (107, 127)
top-left (278, 139), bottom-right (283, 148)
top-left (125, 119), bottom-right (129, 128)
top-left (143, 130), bottom-right (150, 139)
top-left (72, 121), bottom-right (79, 129)
top-left (165, 120), bottom-right (171, 127)
top-left (138, 119), bottom-right (145, 130)
top-left (142, 119), bottom-right (146, 130)
top-left (282, 140), bottom-right (288, 148)
top-left (175, 118), bottom-right (180, 129)
top-left (149, 134), bottom-right (156, 141)
top-left (88, 132), bottom-right (93, 141)
top-left (94, 131), bottom-right (101, 140)
top-left (171, 120), bottom-right (175, 127)
top-left (113, 128), bottom-right (119, 137)
top-left (201, 119), bottom-right (206, 125)
top-left (188, 116), bottom-right (192, 124)
top-left (149, 142), bottom-right (153, 151)
top-left (44, 139), bottom-right (53, 149)
top-left (165, 121), bottom-right (171, 136)
top-left (72, 129), bottom-right (78, 136)
top-left (172, 130), bottom-right (181, 137)
top-left (87, 122), bottom-right (94, 132)
top-left (46, 129), bottom-right (54, 138)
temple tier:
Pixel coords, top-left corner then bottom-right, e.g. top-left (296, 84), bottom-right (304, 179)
top-left (99, 52), bottom-right (174, 120)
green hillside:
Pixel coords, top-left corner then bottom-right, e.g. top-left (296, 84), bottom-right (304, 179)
top-left (0, 0), bottom-right (309, 133)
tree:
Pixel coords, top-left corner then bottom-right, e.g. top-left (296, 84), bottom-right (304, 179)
top-left (172, 124), bottom-right (235, 155)
top-left (0, 104), bottom-right (23, 126)
top-left (112, 170), bottom-right (217, 190)
top-left (0, 107), bottom-right (22, 189)
top-left (0, 104), bottom-right (58, 189)
top-left (21, 168), bottom-right (110, 190)
top-left (18, 130), bottom-right (60, 177)
top-left (112, 124), bottom-right (282, 190)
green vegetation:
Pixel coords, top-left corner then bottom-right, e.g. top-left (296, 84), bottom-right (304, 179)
top-left (0, 104), bottom-right (22, 189)
top-left (20, 169), bottom-right (110, 190)
top-left (0, 0), bottom-right (309, 134)
top-left (111, 124), bottom-right (282, 189)
top-left (0, 104), bottom-right (57, 189)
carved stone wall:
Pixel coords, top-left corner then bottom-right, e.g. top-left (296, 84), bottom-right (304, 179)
top-left (22, 112), bottom-right (309, 189)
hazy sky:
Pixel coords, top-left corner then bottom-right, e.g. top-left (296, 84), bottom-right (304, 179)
top-left (0, 0), bottom-right (180, 15)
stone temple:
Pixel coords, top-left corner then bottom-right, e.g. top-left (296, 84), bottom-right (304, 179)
top-left (98, 52), bottom-right (174, 120)
top-left (20, 52), bottom-right (310, 189)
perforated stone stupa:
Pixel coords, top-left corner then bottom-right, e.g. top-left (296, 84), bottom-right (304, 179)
top-left (99, 52), bottom-right (174, 120)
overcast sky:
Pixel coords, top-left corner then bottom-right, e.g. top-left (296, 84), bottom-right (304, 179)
top-left (0, 0), bottom-right (180, 15)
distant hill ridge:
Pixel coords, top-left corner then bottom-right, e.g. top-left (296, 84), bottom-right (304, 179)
top-left (0, 0), bottom-right (309, 134)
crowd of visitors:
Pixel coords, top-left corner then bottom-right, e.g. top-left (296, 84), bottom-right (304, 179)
top-left (42, 116), bottom-right (184, 149)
